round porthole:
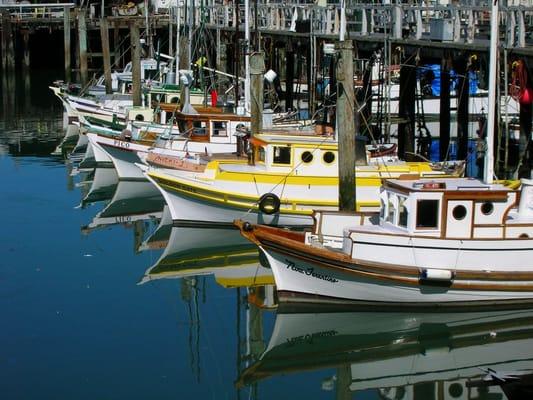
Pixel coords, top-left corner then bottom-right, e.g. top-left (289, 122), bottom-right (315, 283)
top-left (301, 151), bottom-right (313, 163)
top-left (452, 205), bottom-right (467, 220)
top-left (481, 202), bottom-right (494, 215)
top-left (323, 151), bottom-right (335, 164)
top-left (170, 96), bottom-right (179, 103)
top-left (135, 114), bottom-right (145, 121)
top-left (448, 383), bottom-right (463, 398)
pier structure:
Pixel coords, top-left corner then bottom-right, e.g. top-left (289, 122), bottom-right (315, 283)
top-left (0, 0), bottom-right (531, 176)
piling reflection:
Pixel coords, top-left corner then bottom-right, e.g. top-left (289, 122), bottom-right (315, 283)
top-left (238, 308), bottom-right (533, 399)
top-left (0, 71), bottom-right (63, 157)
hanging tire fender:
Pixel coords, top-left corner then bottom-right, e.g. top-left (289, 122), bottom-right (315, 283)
top-left (258, 193), bottom-right (281, 215)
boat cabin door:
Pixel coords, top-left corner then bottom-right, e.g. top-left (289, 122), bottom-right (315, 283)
top-left (445, 200), bottom-right (473, 238)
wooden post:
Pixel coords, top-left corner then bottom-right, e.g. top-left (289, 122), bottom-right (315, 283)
top-left (439, 57), bottom-right (451, 161)
top-left (78, 9), bottom-right (89, 86)
top-left (130, 21), bottom-right (142, 106)
top-left (250, 52), bottom-right (264, 137)
top-left (3, 12), bottom-right (15, 71)
top-left (100, 18), bottom-right (113, 94)
top-left (113, 21), bottom-right (121, 68)
top-left (398, 57), bottom-right (416, 160)
top-left (285, 43), bottom-right (294, 111)
top-left (64, 6), bottom-right (71, 82)
top-left (455, 56), bottom-right (470, 161)
top-left (1, 12), bottom-right (6, 70)
top-left (22, 30), bottom-right (30, 69)
top-left (234, 0), bottom-right (240, 109)
top-left (336, 40), bottom-right (356, 212)
top-left (336, 365), bottom-right (352, 400)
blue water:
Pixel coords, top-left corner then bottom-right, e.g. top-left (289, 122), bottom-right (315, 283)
top-left (1, 69), bottom-right (529, 400)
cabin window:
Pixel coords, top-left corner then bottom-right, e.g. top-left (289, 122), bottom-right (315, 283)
top-left (380, 198), bottom-right (386, 220)
top-left (135, 114), bottom-right (145, 121)
top-left (416, 199), bottom-right (439, 229)
top-left (192, 121), bottom-right (208, 136)
top-left (481, 202), bottom-right (494, 215)
top-left (301, 151), bottom-right (313, 163)
top-left (273, 146), bottom-right (291, 164)
top-left (169, 96), bottom-right (180, 103)
top-left (323, 151), bottom-right (335, 164)
top-left (398, 196), bottom-right (408, 227)
top-left (257, 146), bottom-right (266, 162)
top-left (452, 205), bottom-right (467, 220)
top-left (386, 195), bottom-right (397, 224)
top-left (178, 120), bottom-right (188, 134)
top-left (212, 121), bottom-right (228, 137)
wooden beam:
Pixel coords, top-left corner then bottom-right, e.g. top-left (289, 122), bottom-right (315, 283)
top-left (336, 40), bottom-right (356, 212)
top-left (100, 17), bottom-right (112, 94)
top-left (130, 21), bottom-right (142, 106)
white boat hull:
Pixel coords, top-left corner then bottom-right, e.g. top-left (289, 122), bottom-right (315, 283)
top-left (262, 246), bottom-right (533, 306)
top-left (146, 172), bottom-right (314, 227)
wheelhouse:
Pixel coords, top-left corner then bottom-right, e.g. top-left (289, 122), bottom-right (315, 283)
top-left (379, 178), bottom-right (522, 239)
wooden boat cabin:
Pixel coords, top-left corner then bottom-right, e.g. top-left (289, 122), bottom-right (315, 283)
top-left (378, 177), bottom-right (533, 240)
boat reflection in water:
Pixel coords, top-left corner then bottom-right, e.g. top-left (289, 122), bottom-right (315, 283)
top-left (238, 308), bottom-right (533, 399)
top-left (81, 180), bottom-right (165, 244)
top-left (78, 166), bottom-right (119, 208)
top-left (139, 224), bottom-right (274, 291)
top-left (137, 205), bottom-right (173, 252)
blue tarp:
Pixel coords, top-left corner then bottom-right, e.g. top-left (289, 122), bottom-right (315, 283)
top-left (418, 64), bottom-right (478, 96)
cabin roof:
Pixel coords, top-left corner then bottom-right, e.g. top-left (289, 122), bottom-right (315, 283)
top-left (385, 177), bottom-right (513, 194)
top-left (255, 131), bottom-right (337, 146)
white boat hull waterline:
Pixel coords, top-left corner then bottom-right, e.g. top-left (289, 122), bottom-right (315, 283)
top-left (260, 244), bottom-right (533, 307)
top-left (143, 168), bottom-right (316, 227)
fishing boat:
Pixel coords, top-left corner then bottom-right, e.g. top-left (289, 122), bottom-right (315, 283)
top-left (236, 177), bottom-right (533, 307)
top-left (144, 129), bottom-right (463, 228)
top-left (237, 308), bottom-right (533, 399)
top-left (84, 105), bottom-right (250, 180)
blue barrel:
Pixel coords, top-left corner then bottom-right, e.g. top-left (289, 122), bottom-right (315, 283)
top-left (430, 139), bottom-right (440, 162)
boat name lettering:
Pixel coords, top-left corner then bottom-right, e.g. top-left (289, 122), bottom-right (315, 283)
top-left (113, 139), bottom-right (130, 148)
top-left (285, 260), bottom-right (338, 283)
top-left (286, 330), bottom-right (338, 346)
top-left (115, 216), bottom-right (131, 223)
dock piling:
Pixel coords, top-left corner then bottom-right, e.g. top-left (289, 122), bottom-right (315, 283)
top-left (78, 10), bottom-right (88, 86)
top-left (336, 40), bottom-right (356, 212)
top-left (64, 6), bottom-right (71, 82)
top-left (439, 57), bottom-right (451, 161)
top-left (100, 18), bottom-right (113, 94)
top-left (130, 21), bottom-right (142, 106)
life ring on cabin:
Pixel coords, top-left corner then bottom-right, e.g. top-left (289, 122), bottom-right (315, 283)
top-left (258, 193), bottom-right (281, 215)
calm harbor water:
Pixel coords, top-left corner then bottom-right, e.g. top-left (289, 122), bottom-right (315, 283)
top-left (1, 69), bottom-right (532, 400)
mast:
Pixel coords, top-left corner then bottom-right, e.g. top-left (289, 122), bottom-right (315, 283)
top-left (175, 3), bottom-right (180, 84)
top-left (244, 0), bottom-right (251, 113)
top-left (484, 0), bottom-right (499, 184)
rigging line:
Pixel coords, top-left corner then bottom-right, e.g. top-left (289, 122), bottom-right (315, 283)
top-left (336, 82), bottom-right (399, 179)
